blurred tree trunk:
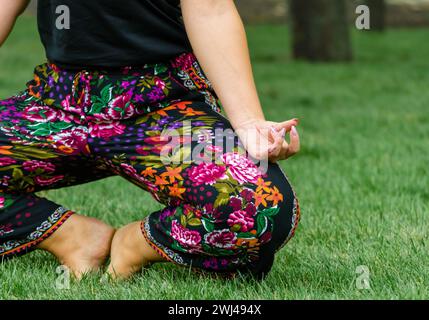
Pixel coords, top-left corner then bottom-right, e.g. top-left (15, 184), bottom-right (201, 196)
top-left (289, 0), bottom-right (352, 62)
top-left (366, 0), bottom-right (386, 31)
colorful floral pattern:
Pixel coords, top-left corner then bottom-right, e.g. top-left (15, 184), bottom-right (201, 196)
top-left (0, 53), bottom-right (300, 276)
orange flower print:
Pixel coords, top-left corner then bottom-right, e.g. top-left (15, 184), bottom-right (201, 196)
top-left (168, 184), bottom-right (186, 199)
top-left (0, 146), bottom-right (13, 155)
top-left (266, 186), bottom-right (284, 206)
top-left (179, 107), bottom-right (205, 117)
top-left (161, 166), bottom-right (183, 183)
top-left (151, 108), bottom-right (169, 117)
top-left (254, 191), bottom-right (269, 207)
top-left (256, 178), bottom-right (272, 193)
top-left (236, 238), bottom-right (259, 249)
top-left (155, 175), bottom-right (169, 187)
top-left (58, 145), bottom-right (74, 154)
top-left (142, 167), bottom-right (157, 178)
top-left (169, 101), bottom-right (193, 110)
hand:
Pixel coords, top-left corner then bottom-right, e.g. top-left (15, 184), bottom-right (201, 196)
top-left (234, 118), bottom-right (300, 163)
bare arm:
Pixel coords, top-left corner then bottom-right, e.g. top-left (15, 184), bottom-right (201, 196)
top-left (181, 0), bottom-right (300, 161)
top-left (0, 0), bottom-right (30, 47)
top-left (181, 0), bottom-right (264, 129)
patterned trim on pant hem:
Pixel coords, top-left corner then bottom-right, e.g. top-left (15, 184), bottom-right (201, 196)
top-left (140, 218), bottom-right (238, 279)
top-left (140, 218), bottom-right (185, 266)
top-left (0, 207), bottom-right (74, 259)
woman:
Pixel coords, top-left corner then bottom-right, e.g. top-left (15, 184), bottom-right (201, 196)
top-left (0, 0), bottom-right (300, 280)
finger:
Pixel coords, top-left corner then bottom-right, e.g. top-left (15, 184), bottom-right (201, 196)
top-left (285, 125), bottom-right (300, 158)
top-left (268, 127), bottom-right (285, 158)
top-left (256, 124), bottom-right (268, 138)
top-left (273, 119), bottom-right (299, 133)
top-left (277, 141), bottom-right (290, 160)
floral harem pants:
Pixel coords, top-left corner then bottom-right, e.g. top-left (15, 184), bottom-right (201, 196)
top-left (0, 53), bottom-right (300, 278)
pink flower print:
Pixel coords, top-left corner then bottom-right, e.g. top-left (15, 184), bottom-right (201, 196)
top-left (0, 223), bottom-right (13, 236)
top-left (154, 77), bottom-right (166, 90)
top-left (106, 92), bottom-right (136, 120)
top-left (244, 203), bottom-right (257, 216)
top-left (61, 95), bottom-right (83, 114)
top-left (34, 175), bottom-right (64, 186)
top-left (229, 197), bottom-right (243, 211)
top-left (121, 81), bottom-right (131, 89)
top-left (171, 220), bottom-right (201, 248)
top-left (23, 160), bottom-right (56, 173)
top-left (88, 121), bottom-right (126, 139)
top-left (187, 162), bottom-right (227, 186)
top-left (204, 229), bottom-right (237, 249)
top-left (221, 152), bottom-right (262, 184)
top-left (23, 105), bottom-right (60, 123)
top-left (51, 127), bottom-right (88, 150)
top-left (0, 158), bottom-right (16, 167)
top-left (227, 210), bottom-right (254, 232)
top-left (171, 53), bottom-right (196, 70)
top-left (240, 188), bottom-right (254, 202)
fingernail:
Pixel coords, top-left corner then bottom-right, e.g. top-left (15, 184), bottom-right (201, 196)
top-left (291, 126), bottom-right (298, 136)
top-left (280, 128), bottom-right (286, 137)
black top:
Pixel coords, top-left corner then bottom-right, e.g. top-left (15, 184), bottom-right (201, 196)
top-left (37, 0), bottom-right (192, 68)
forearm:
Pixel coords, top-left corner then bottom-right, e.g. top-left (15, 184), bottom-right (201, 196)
top-left (181, 0), bottom-right (265, 129)
top-left (0, 0), bottom-right (29, 47)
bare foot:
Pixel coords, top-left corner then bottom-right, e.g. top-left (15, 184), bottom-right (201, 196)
top-left (37, 214), bottom-right (115, 278)
top-left (107, 221), bottom-right (165, 279)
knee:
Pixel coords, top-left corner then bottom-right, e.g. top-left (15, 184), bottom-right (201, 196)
top-left (251, 165), bottom-right (300, 246)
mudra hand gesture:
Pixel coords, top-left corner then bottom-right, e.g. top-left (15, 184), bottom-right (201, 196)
top-left (235, 118), bottom-right (300, 163)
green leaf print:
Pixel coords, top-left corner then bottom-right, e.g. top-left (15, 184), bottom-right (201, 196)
top-left (202, 243), bottom-right (236, 256)
top-left (237, 232), bottom-right (255, 239)
top-left (32, 128), bottom-right (52, 137)
top-left (202, 217), bottom-right (215, 232)
top-left (214, 193), bottom-right (231, 208)
top-left (256, 214), bottom-right (268, 236)
top-left (188, 218), bottom-right (202, 227)
top-left (180, 215), bottom-right (187, 227)
top-left (259, 207), bottom-right (280, 218)
top-left (100, 85), bottom-right (112, 103)
top-left (51, 121), bottom-right (73, 131)
top-left (154, 64), bottom-right (168, 75)
top-left (29, 121), bottom-right (74, 136)
top-left (0, 165), bottom-right (20, 172)
top-left (43, 99), bottom-right (55, 106)
top-left (12, 146), bottom-right (59, 160)
top-left (3, 198), bottom-right (15, 210)
top-left (214, 182), bottom-right (234, 194)
top-left (171, 240), bottom-right (187, 253)
top-left (12, 168), bottom-right (23, 180)
top-left (135, 115), bottom-right (150, 125)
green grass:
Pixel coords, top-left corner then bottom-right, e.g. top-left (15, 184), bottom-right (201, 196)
top-left (0, 16), bottom-right (428, 300)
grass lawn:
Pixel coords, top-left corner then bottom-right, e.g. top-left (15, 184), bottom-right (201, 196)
top-left (0, 15), bottom-right (428, 300)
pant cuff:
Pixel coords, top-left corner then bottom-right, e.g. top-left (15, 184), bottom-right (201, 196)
top-left (0, 207), bottom-right (74, 261)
